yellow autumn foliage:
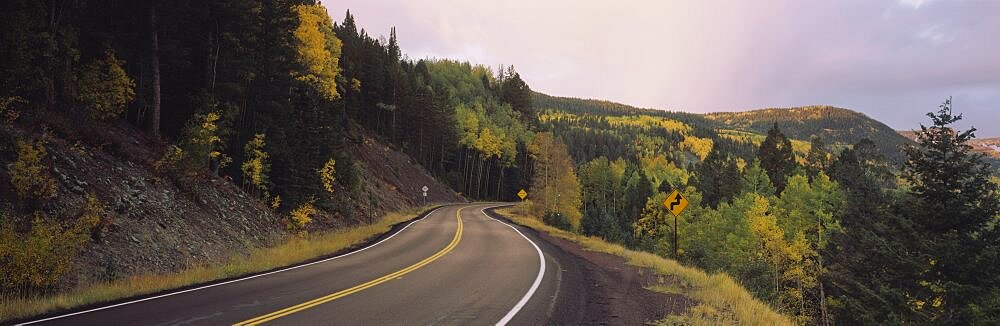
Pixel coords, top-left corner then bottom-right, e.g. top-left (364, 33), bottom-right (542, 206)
top-left (292, 4), bottom-right (342, 100)
top-left (241, 134), bottom-right (270, 194)
top-left (74, 49), bottom-right (135, 121)
top-left (288, 200), bottom-right (316, 234)
top-left (0, 209), bottom-right (97, 290)
top-left (317, 158), bottom-right (336, 193)
top-left (681, 136), bottom-right (714, 161)
top-left (10, 140), bottom-right (57, 201)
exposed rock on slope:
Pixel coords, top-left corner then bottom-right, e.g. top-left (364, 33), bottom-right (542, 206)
top-left (0, 110), bottom-right (462, 290)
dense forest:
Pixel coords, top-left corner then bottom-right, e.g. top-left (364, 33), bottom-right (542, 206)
top-left (528, 94), bottom-right (1000, 324)
top-left (2, 0), bottom-right (999, 324)
top-left (705, 106), bottom-right (913, 163)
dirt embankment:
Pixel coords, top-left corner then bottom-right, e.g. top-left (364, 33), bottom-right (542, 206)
top-left (0, 110), bottom-right (462, 291)
top-left (540, 231), bottom-right (696, 324)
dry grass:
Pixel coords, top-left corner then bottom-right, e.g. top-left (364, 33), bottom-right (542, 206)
top-left (0, 205), bottom-right (436, 323)
top-left (494, 207), bottom-right (792, 326)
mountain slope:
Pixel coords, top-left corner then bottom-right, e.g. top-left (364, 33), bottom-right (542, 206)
top-left (705, 106), bottom-right (912, 162)
top-left (535, 92), bottom-right (912, 163)
top-left (0, 108), bottom-right (461, 293)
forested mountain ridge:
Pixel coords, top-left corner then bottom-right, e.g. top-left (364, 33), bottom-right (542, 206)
top-left (535, 92), bottom-right (913, 164)
top-left (705, 106), bottom-right (912, 162)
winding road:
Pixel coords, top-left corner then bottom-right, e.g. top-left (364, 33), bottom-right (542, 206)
top-left (21, 203), bottom-right (583, 325)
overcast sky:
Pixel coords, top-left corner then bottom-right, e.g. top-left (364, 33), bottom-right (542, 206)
top-left (325, 0), bottom-right (1000, 136)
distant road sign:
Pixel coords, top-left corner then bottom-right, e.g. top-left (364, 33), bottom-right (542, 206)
top-left (421, 185), bottom-right (429, 192)
top-left (663, 190), bottom-right (689, 217)
top-left (517, 189), bottom-right (528, 200)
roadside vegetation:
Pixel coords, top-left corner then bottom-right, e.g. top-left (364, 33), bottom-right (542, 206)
top-left (0, 205), bottom-right (434, 322)
top-left (525, 98), bottom-right (1000, 324)
top-left (494, 207), bottom-right (792, 325)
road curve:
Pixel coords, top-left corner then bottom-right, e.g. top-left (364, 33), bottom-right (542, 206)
top-left (21, 203), bottom-right (570, 326)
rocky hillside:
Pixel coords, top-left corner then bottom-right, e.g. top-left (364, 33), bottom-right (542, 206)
top-left (0, 108), bottom-right (462, 291)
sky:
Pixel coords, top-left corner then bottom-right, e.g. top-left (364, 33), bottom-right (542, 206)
top-left (325, 0), bottom-right (1000, 136)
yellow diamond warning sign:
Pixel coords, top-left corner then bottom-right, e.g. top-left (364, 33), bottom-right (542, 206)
top-left (663, 189), bottom-right (689, 217)
top-left (517, 189), bottom-right (528, 200)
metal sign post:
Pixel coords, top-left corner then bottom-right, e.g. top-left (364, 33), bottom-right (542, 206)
top-left (517, 189), bottom-right (528, 216)
top-left (662, 189), bottom-right (689, 259)
top-left (421, 185), bottom-right (428, 205)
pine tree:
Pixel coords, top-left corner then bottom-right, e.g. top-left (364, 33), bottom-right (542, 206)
top-left (900, 98), bottom-right (1000, 323)
top-left (694, 148), bottom-right (742, 208)
top-left (758, 123), bottom-right (796, 193)
top-left (805, 135), bottom-right (831, 180)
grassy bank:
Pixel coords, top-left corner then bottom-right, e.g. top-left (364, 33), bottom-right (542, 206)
top-left (493, 207), bottom-right (792, 326)
top-left (0, 205), bottom-right (437, 322)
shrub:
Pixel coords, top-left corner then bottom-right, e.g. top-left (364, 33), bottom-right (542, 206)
top-left (0, 210), bottom-right (95, 290)
top-left (240, 133), bottom-right (270, 195)
top-left (0, 96), bottom-right (24, 126)
top-left (317, 158), bottom-right (336, 193)
top-left (81, 193), bottom-right (111, 243)
top-left (542, 211), bottom-right (573, 231)
top-left (153, 145), bottom-right (185, 176)
top-left (10, 140), bottom-right (57, 201)
top-left (288, 199), bottom-right (316, 235)
top-left (179, 112), bottom-right (223, 171)
top-left (74, 49), bottom-right (135, 121)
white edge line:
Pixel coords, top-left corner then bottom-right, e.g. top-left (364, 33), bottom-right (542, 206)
top-left (17, 206), bottom-right (448, 326)
top-left (481, 205), bottom-right (546, 326)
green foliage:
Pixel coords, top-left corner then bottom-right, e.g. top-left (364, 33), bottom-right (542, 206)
top-left (619, 164), bottom-right (654, 246)
top-left (527, 132), bottom-right (582, 230)
top-left (156, 112), bottom-right (226, 182)
top-left (804, 135), bottom-right (831, 179)
top-left (693, 148), bottom-right (742, 208)
top-left (741, 160), bottom-right (776, 196)
top-left (579, 156), bottom-right (626, 240)
top-left (705, 105), bottom-right (911, 163)
top-left (758, 124), bottom-right (796, 193)
top-left (10, 139), bottom-right (57, 201)
top-left (74, 49), bottom-right (135, 120)
top-left (182, 112), bottom-right (227, 172)
top-left (542, 211), bottom-right (572, 231)
top-left (897, 98), bottom-right (1000, 323)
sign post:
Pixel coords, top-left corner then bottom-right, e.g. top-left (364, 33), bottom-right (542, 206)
top-left (517, 189), bottom-right (528, 216)
top-left (421, 185), bottom-right (428, 205)
top-left (662, 189), bottom-right (689, 259)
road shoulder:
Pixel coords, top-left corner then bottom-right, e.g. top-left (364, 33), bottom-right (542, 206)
top-left (485, 207), bottom-right (695, 325)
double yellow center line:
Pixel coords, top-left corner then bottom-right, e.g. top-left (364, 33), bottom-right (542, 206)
top-left (233, 207), bottom-right (465, 325)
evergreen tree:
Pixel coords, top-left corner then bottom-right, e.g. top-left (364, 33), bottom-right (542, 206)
top-left (899, 98), bottom-right (1000, 323)
top-left (758, 123), bottom-right (796, 193)
top-left (694, 148), bottom-right (742, 208)
top-left (805, 135), bottom-right (831, 180)
top-left (620, 164), bottom-right (654, 246)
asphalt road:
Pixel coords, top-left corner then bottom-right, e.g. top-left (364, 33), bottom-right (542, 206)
top-left (21, 203), bottom-right (578, 326)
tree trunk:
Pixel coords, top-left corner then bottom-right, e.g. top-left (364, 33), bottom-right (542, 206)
top-left (496, 165), bottom-right (504, 201)
top-left (147, 4), bottom-right (161, 139)
top-left (476, 154), bottom-right (484, 199)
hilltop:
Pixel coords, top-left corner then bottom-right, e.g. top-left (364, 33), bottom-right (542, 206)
top-left (534, 93), bottom-right (913, 163)
top-left (705, 106), bottom-right (912, 162)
